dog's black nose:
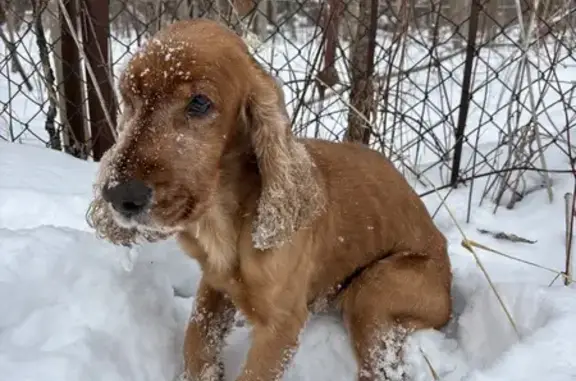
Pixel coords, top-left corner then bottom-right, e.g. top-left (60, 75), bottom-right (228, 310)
top-left (102, 179), bottom-right (152, 218)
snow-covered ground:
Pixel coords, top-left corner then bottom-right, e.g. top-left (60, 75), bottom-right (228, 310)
top-left (1, 137), bottom-right (576, 381)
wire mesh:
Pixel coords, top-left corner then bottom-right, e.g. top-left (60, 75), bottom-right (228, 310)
top-left (1, 0), bottom-right (575, 209)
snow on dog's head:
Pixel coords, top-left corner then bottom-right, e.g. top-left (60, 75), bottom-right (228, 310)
top-left (87, 19), bottom-right (323, 249)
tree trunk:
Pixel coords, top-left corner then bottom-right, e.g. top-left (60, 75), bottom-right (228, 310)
top-left (344, 0), bottom-right (377, 144)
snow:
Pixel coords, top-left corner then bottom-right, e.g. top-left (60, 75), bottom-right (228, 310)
top-left (1, 134), bottom-right (576, 381)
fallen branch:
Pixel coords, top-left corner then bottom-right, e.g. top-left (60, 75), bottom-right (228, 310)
top-left (477, 228), bottom-right (537, 244)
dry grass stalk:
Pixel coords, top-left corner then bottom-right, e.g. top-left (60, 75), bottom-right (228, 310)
top-left (564, 192), bottom-right (573, 286)
top-left (465, 238), bottom-right (573, 283)
top-left (420, 348), bottom-right (440, 381)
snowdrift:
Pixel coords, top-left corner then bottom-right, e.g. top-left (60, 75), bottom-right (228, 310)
top-left (1, 141), bottom-right (575, 381)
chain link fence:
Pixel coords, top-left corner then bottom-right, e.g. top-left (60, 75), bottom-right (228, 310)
top-left (1, 0), bottom-right (576, 211)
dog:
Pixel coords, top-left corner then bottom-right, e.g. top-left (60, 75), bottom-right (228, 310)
top-left (87, 19), bottom-right (452, 381)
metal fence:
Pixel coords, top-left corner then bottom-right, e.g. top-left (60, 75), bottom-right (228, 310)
top-left (1, 0), bottom-right (576, 210)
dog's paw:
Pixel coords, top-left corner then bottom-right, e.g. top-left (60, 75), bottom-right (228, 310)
top-left (175, 371), bottom-right (192, 381)
top-left (175, 365), bottom-right (224, 381)
top-left (199, 363), bottom-right (225, 381)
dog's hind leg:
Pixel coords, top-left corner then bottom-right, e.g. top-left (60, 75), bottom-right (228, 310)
top-left (340, 252), bottom-right (452, 381)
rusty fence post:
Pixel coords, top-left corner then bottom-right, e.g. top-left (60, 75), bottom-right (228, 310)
top-left (450, 0), bottom-right (481, 188)
top-left (60, 0), bottom-right (89, 158)
top-left (81, 0), bottom-right (116, 161)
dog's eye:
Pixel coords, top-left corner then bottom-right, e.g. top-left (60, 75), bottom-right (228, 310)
top-left (186, 94), bottom-right (212, 117)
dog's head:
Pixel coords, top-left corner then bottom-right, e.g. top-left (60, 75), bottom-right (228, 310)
top-left (87, 19), bottom-right (325, 249)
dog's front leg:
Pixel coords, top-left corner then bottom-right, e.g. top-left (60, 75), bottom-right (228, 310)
top-left (235, 309), bottom-right (307, 381)
top-left (183, 277), bottom-right (236, 381)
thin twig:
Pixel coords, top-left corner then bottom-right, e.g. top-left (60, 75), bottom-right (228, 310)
top-left (564, 192), bottom-right (574, 286)
top-left (31, 0), bottom-right (61, 151)
top-left (0, 27), bottom-right (33, 91)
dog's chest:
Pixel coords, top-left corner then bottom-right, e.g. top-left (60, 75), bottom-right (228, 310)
top-left (178, 210), bottom-right (239, 269)
top-left (177, 234), bottom-right (258, 318)
top-left (202, 268), bottom-right (274, 325)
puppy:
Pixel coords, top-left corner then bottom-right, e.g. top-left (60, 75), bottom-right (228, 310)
top-left (88, 19), bottom-right (452, 381)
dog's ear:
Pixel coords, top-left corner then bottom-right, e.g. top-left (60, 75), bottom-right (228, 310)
top-left (244, 64), bottom-right (325, 250)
